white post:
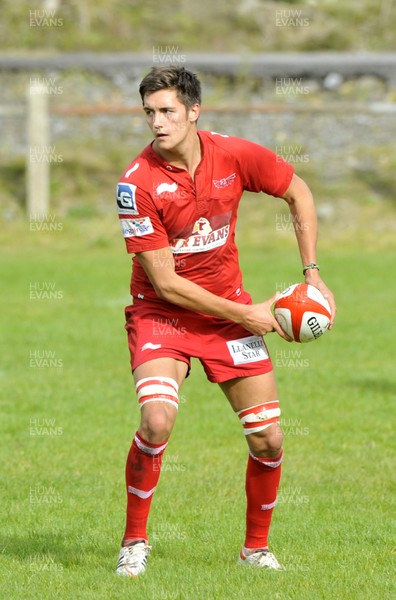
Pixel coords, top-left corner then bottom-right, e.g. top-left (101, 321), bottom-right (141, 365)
top-left (27, 84), bottom-right (50, 218)
top-left (43, 0), bottom-right (60, 10)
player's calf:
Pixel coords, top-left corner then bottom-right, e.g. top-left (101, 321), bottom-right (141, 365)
top-left (237, 401), bottom-right (284, 555)
top-left (117, 375), bottom-right (181, 576)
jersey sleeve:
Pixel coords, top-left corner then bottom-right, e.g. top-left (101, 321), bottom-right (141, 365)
top-left (231, 137), bottom-right (294, 197)
top-left (116, 175), bottom-right (169, 254)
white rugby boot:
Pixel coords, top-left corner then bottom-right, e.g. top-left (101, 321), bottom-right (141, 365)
top-left (116, 541), bottom-right (151, 577)
top-left (238, 547), bottom-right (284, 570)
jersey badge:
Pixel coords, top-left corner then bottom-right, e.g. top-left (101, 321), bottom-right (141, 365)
top-left (120, 217), bottom-right (154, 238)
top-left (212, 173), bottom-right (237, 189)
top-left (116, 183), bottom-right (138, 215)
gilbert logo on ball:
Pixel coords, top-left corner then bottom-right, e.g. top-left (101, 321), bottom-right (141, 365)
top-left (274, 283), bottom-right (331, 343)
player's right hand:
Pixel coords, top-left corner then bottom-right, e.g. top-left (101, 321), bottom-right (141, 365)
top-left (241, 293), bottom-right (293, 342)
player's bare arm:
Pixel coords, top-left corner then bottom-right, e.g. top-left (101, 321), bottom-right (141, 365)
top-left (282, 173), bottom-right (336, 327)
top-left (136, 248), bottom-right (291, 340)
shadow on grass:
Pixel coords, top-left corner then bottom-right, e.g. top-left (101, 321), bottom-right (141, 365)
top-left (0, 532), bottom-right (114, 568)
top-left (349, 376), bottom-right (396, 395)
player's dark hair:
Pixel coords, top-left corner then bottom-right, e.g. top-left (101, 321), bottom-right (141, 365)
top-left (139, 66), bottom-right (201, 109)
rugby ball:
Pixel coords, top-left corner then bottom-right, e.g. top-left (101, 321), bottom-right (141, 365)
top-left (274, 283), bottom-right (331, 343)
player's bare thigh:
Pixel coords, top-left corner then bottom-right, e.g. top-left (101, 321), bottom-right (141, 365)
top-left (219, 370), bottom-right (282, 458)
top-left (219, 370), bottom-right (278, 411)
top-left (133, 358), bottom-right (189, 444)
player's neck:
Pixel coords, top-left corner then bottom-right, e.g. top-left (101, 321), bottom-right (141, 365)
top-left (154, 130), bottom-right (202, 178)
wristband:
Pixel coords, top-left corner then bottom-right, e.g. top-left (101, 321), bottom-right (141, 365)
top-left (303, 263), bottom-right (320, 275)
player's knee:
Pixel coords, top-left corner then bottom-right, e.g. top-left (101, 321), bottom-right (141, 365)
top-left (248, 424), bottom-right (283, 458)
top-left (237, 401), bottom-right (283, 458)
top-left (139, 408), bottom-right (174, 443)
top-left (135, 376), bottom-right (179, 443)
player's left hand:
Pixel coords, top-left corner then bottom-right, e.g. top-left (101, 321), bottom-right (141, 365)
top-left (304, 271), bottom-right (336, 329)
top-left (241, 293), bottom-right (293, 341)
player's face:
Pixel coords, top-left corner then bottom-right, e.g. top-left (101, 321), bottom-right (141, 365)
top-left (143, 89), bottom-right (200, 152)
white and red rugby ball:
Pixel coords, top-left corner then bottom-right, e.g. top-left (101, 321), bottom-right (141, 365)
top-left (274, 283), bottom-right (331, 343)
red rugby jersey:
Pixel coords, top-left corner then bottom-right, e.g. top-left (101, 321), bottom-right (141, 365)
top-left (116, 130), bottom-right (294, 302)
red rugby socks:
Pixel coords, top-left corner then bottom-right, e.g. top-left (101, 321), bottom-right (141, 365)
top-left (244, 450), bottom-right (283, 550)
top-left (123, 431), bottom-right (168, 545)
top-left (123, 432), bottom-right (282, 550)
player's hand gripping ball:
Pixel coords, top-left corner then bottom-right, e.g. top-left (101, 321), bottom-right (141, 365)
top-left (274, 283), bottom-right (331, 343)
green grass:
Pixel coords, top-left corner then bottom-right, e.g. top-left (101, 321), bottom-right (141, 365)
top-left (0, 213), bottom-right (395, 599)
top-left (1, 0), bottom-right (395, 52)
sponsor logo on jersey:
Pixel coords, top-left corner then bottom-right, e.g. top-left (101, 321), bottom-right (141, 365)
top-left (116, 182), bottom-right (138, 214)
top-left (226, 335), bottom-right (269, 365)
top-left (156, 182), bottom-right (178, 195)
top-left (192, 217), bottom-right (212, 235)
top-left (212, 172), bottom-right (237, 189)
top-left (121, 217), bottom-right (154, 238)
top-left (171, 217), bottom-right (230, 254)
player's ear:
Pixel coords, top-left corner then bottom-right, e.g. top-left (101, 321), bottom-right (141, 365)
top-left (188, 103), bottom-right (200, 124)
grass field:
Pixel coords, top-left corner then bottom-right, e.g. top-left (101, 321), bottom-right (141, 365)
top-left (0, 205), bottom-right (394, 599)
top-left (2, 0), bottom-right (396, 52)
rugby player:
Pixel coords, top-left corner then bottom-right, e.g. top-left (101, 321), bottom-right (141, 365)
top-left (115, 65), bottom-right (336, 576)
